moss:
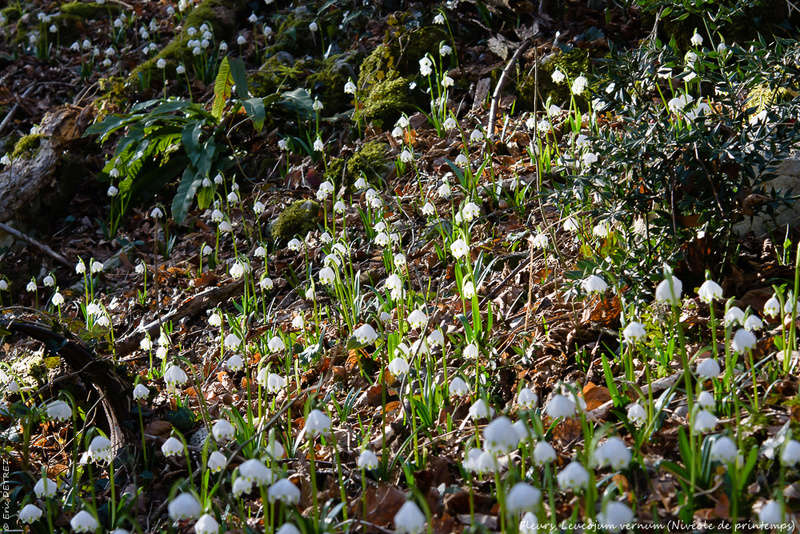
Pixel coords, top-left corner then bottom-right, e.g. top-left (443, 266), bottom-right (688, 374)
top-left (307, 53), bottom-right (358, 114)
top-left (60, 1), bottom-right (121, 18)
top-left (325, 157), bottom-right (346, 185)
top-left (271, 199), bottom-right (322, 243)
top-left (746, 84), bottom-right (798, 114)
top-left (395, 25), bottom-right (449, 75)
top-left (1, 5), bottom-right (22, 21)
top-left (346, 141), bottom-right (389, 184)
top-left (12, 134), bottom-right (44, 160)
top-left (250, 54), bottom-right (307, 97)
top-left (129, 0), bottom-right (248, 83)
top-left (516, 47), bottom-right (590, 110)
top-left (10, 351), bottom-right (48, 388)
top-left (354, 44), bottom-right (412, 128)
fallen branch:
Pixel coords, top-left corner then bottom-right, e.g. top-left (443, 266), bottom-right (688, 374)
top-left (0, 85), bottom-right (35, 137)
top-left (116, 278), bottom-right (245, 357)
top-left (486, 38), bottom-right (532, 142)
top-left (0, 221), bottom-right (72, 269)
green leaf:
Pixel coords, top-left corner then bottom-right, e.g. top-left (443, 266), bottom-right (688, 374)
top-left (278, 88), bottom-right (314, 119)
top-left (228, 57), bottom-right (249, 100)
top-left (212, 57), bottom-right (232, 121)
top-left (182, 121), bottom-right (204, 167)
top-left (171, 168), bottom-right (202, 224)
top-left (242, 98), bottom-right (265, 131)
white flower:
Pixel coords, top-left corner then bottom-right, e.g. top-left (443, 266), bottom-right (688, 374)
top-left (150, 206), bottom-right (164, 219)
top-left (440, 44), bottom-right (452, 56)
top-left (224, 333), bottom-right (241, 349)
top-left (731, 328), bottom-right (757, 353)
top-left (19, 504), bottom-right (43, 524)
top-left (450, 238), bottom-right (469, 259)
top-left (177, 64), bottom-right (186, 74)
top-left (318, 266), bottom-right (336, 285)
top-left (475, 450), bottom-right (500, 473)
top-left (389, 357), bottom-right (410, 376)
top-left (26, 280), bottom-right (37, 292)
top-left (164, 364), bottom-right (188, 389)
top-left (571, 75), bottom-right (588, 95)
top-left (744, 314), bottom-right (763, 331)
top-left (308, 21), bottom-right (318, 32)
top-left (443, 117), bottom-right (457, 130)
top-left (557, 461), bottom-right (589, 491)
top-left (533, 441), bottom-right (556, 465)
top-left (724, 306), bottom-right (744, 325)
top-left (266, 373), bottom-right (287, 394)
top-left (696, 358), bottom-right (721, 378)
top-left (399, 149), bottom-right (413, 163)
top-left (207, 451), bottom-right (226, 472)
top-left (434, 13), bottom-right (445, 24)
top-left (333, 200), bottom-right (346, 214)
top-left (229, 261), bottom-right (245, 279)
top-left (268, 480), bottom-right (301, 508)
top-left (313, 137), bottom-right (324, 152)
top-left (88, 435), bottom-right (112, 463)
top-left (483, 416), bottom-right (519, 454)
top-left (407, 309), bottom-right (427, 329)
top-left (304, 409), bottom-right (331, 438)
top-left (594, 437), bottom-right (631, 470)
top-left (697, 390), bottom-right (715, 410)
top-left (461, 201), bottom-right (480, 222)
top-left (107, 185), bottom-right (119, 197)
top-left (287, 238), bottom-right (302, 251)
top-left (438, 181), bottom-right (452, 197)
top-left (693, 409), bottom-right (718, 433)
top-left (201, 244), bottom-right (213, 256)
top-left (194, 514), bottom-right (219, 534)
top-left (353, 324), bottom-right (378, 344)
top-left (545, 394), bottom-right (576, 419)
top-left (463, 342), bottom-right (479, 359)
top-left (168, 493), bottom-right (202, 521)
top-left (212, 419), bottom-right (235, 442)
top-left (583, 152), bottom-right (599, 167)
top-left (316, 180), bottom-right (334, 200)
top-left (133, 383), bottom-right (150, 400)
top-left (655, 275), bottom-right (682, 304)
top-left (622, 322), bottom-right (646, 342)
top-left (597, 501), bottom-right (634, 533)
top-left (394, 501), bottom-right (426, 534)
top-left (781, 439), bottom-right (800, 466)
top-left (268, 335), bottom-right (286, 353)
top-left (462, 281), bottom-right (476, 299)
top-left (34, 477), bottom-right (58, 498)
top-left (763, 296), bottom-right (781, 318)
top-left (449, 377), bottom-right (470, 397)
top-left (344, 79), bottom-right (356, 95)
top-left (563, 217), bottom-right (579, 232)
top-left (277, 524), bottom-right (301, 534)
top-left (162, 436), bottom-right (184, 457)
top-left (759, 500), bottom-right (784, 526)
top-left (582, 274), bottom-right (608, 293)
top-left (46, 400), bottom-right (72, 421)
top-left (239, 459), bottom-right (273, 485)
top-left (690, 31), bottom-right (703, 47)
top-left (232, 476), bottom-right (253, 497)
top-left (71, 510), bottom-right (99, 533)
top-left (514, 419), bottom-right (532, 441)
top-left (51, 291), bottom-right (65, 306)
top-left (710, 436), bottom-right (737, 464)
top-left (519, 512), bottom-right (538, 534)
top-left (419, 56), bottom-right (433, 76)
top-left (259, 276), bottom-right (274, 291)
top-left (506, 482), bottom-right (541, 514)
top-left (469, 129), bottom-right (484, 143)
top-left (517, 387), bottom-right (538, 409)
top-left (468, 399), bottom-right (494, 420)
top-left (551, 70), bottom-right (566, 84)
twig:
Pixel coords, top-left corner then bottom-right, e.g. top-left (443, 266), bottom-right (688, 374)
top-left (486, 38), bottom-right (531, 142)
top-left (0, 85), bottom-right (35, 137)
top-left (115, 278), bottom-right (245, 357)
top-left (0, 221), bottom-right (72, 268)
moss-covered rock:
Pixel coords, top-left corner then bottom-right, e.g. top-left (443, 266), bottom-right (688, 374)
top-left (346, 141), bottom-right (389, 184)
top-left (12, 134), bottom-right (45, 160)
top-left (307, 53), bottom-right (358, 114)
top-left (270, 199), bottom-right (321, 243)
top-left (60, 1), bottom-right (121, 18)
top-left (516, 47), bottom-right (590, 110)
top-left (354, 44), bottom-right (412, 128)
top-left (395, 25), bottom-right (449, 75)
top-left (129, 0), bottom-right (248, 83)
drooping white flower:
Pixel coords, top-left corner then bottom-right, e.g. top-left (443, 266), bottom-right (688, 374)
top-left (744, 315), bottom-right (763, 331)
top-left (696, 358), bottom-right (721, 378)
top-left (19, 504), bottom-right (43, 524)
top-left (344, 79), bottom-right (356, 95)
top-left (697, 390), bottom-right (715, 410)
top-left (697, 280), bottom-right (723, 303)
top-left (212, 419), bottom-right (235, 442)
top-left (533, 441), bottom-right (557, 465)
top-left (557, 461), bottom-right (589, 491)
top-left (207, 451), bottom-right (227, 472)
top-left (163, 364), bottom-right (189, 390)
top-left (582, 274), bottom-right (608, 293)
top-left (407, 309), bottom-right (427, 329)
top-left (468, 399), bottom-right (494, 420)
top-left (70, 510), bottom-right (99, 533)
top-left (224, 333), bottom-right (241, 349)
top-left (731, 328), bottom-right (757, 353)
top-left (304, 409), bottom-right (331, 438)
top-left (357, 449), bottom-right (379, 470)
top-left (162, 436), bottom-right (184, 457)
top-left (759, 500), bottom-right (784, 526)
top-left (51, 291), bottom-right (65, 306)
top-left (483, 416), bottom-right (519, 454)
top-left (194, 514), bottom-right (219, 534)
top-left (655, 275), bottom-right (683, 304)
top-left (353, 324), bottom-right (378, 345)
top-left (232, 476), bottom-right (253, 497)
top-left (693, 409), bottom-right (718, 433)
top-left (763, 296), bottom-right (781, 318)
top-left (545, 394), bottom-right (576, 419)
top-left (168, 493), bottom-right (202, 521)
top-left (419, 56), bottom-right (433, 76)
top-left (34, 477), bottom-right (58, 498)
top-left (316, 181), bottom-right (334, 201)
top-left (388, 357), bottom-right (410, 376)
top-left (277, 524), bottom-right (301, 534)
top-left (724, 306), bottom-right (745, 325)
top-left (517, 387), bottom-right (538, 409)
top-left (449, 377), bottom-right (470, 397)
top-left (313, 137), bottom-right (324, 152)
top-left (268, 336), bottom-right (286, 353)
top-left (450, 238), bottom-right (469, 259)
top-left (505, 482), bottom-right (541, 514)
top-left (268, 478), bottom-right (300, 504)
top-left (88, 435), bottom-right (113, 463)
top-left (46, 400), bottom-right (72, 421)
top-left (571, 75), bottom-right (588, 95)
top-left (781, 439), bottom-right (800, 466)
top-left (132, 383), bottom-right (150, 401)
top-left (690, 31), bottom-right (703, 47)
top-left (622, 321), bottom-right (646, 342)
top-left (239, 459), bottom-right (273, 485)
top-left (593, 437), bottom-right (631, 470)
top-left (596, 501), bottom-right (634, 533)
top-left (395, 501), bottom-right (427, 534)
top-left (627, 402), bottom-right (646, 426)
top-left (710, 435), bottom-right (737, 464)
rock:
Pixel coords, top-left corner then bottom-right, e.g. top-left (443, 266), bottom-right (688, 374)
top-left (270, 199), bottom-right (322, 244)
top-left (733, 159), bottom-right (800, 236)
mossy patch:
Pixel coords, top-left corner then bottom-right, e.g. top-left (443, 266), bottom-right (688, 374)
top-left (395, 25), bottom-right (449, 75)
top-left (129, 0), bottom-right (248, 83)
top-left (270, 199), bottom-right (322, 243)
top-left (9, 350), bottom-right (48, 388)
top-left (250, 54), bottom-right (307, 97)
top-left (307, 53), bottom-right (358, 114)
top-left (12, 134), bottom-right (45, 160)
top-left (354, 44), bottom-right (412, 128)
top-left (346, 141), bottom-right (389, 184)
top-left (1, 5), bottom-right (22, 22)
top-left (747, 84), bottom-right (798, 114)
top-left (60, 1), bottom-right (121, 18)
top-left (516, 47), bottom-right (590, 110)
